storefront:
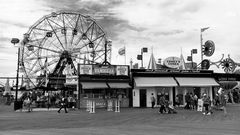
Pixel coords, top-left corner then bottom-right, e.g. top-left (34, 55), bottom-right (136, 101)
top-left (77, 64), bottom-right (131, 108)
top-left (213, 73), bottom-right (240, 103)
top-left (132, 69), bottom-right (219, 107)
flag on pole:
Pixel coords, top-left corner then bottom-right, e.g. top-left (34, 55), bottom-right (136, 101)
top-left (118, 47), bottom-right (125, 55)
top-left (201, 27), bottom-right (209, 32)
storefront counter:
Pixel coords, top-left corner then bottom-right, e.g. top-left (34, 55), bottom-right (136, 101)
top-left (79, 98), bottom-right (129, 108)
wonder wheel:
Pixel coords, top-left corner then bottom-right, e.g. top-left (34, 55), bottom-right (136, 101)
top-left (20, 11), bottom-right (112, 87)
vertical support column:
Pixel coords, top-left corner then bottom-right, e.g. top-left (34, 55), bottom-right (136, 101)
top-left (77, 64), bottom-right (81, 109)
top-left (107, 99), bottom-right (113, 111)
top-left (169, 88), bottom-right (173, 104)
top-left (183, 89), bottom-right (187, 106)
top-left (115, 99), bottom-right (120, 112)
top-left (209, 87), bottom-right (213, 106)
top-left (89, 100), bottom-right (95, 113)
top-left (86, 100), bottom-right (90, 111)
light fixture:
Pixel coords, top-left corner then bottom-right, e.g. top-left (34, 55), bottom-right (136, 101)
top-left (82, 33), bottom-right (87, 40)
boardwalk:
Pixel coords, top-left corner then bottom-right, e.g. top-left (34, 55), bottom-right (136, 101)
top-left (0, 104), bottom-right (240, 135)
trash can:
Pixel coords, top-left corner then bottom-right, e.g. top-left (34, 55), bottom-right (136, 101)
top-left (14, 101), bottom-right (23, 111)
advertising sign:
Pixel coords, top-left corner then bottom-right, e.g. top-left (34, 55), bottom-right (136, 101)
top-left (65, 75), bottom-right (78, 85)
top-left (78, 64), bottom-right (129, 76)
top-left (93, 65), bottom-right (115, 75)
top-left (197, 99), bottom-right (203, 112)
top-left (79, 65), bottom-right (93, 75)
top-left (116, 65), bottom-right (128, 76)
top-left (163, 57), bottom-right (181, 69)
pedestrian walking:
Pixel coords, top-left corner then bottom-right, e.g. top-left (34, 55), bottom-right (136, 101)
top-left (150, 93), bottom-right (156, 109)
top-left (24, 95), bottom-right (32, 112)
top-left (158, 94), bottom-right (166, 114)
top-left (220, 90), bottom-right (228, 116)
top-left (202, 94), bottom-right (211, 115)
top-left (58, 96), bottom-right (68, 113)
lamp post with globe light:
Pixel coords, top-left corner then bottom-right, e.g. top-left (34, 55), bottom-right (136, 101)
top-left (11, 38), bottom-right (20, 110)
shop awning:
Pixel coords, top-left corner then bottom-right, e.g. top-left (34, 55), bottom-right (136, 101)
top-left (81, 82), bottom-right (108, 89)
top-left (176, 77), bottom-right (219, 87)
top-left (108, 82), bottom-right (131, 89)
top-left (134, 77), bottom-right (178, 87)
top-left (219, 81), bottom-right (239, 90)
top-left (233, 81), bottom-right (240, 89)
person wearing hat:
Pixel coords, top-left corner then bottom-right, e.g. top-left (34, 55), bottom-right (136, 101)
top-left (202, 93), bottom-right (211, 115)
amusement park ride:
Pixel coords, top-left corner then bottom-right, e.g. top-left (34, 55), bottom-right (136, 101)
top-left (200, 28), bottom-right (240, 73)
top-left (10, 11), bottom-right (240, 92)
top-left (17, 11), bottom-right (112, 90)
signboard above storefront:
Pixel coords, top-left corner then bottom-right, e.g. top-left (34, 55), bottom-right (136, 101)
top-left (78, 64), bottom-right (129, 76)
top-left (163, 57), bottom-right (181, 69)
top-left (65, 75), bottom-right (78, 85)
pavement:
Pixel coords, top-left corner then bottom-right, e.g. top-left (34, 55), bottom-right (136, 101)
top-left (0, 103), bottom-right (240, 135)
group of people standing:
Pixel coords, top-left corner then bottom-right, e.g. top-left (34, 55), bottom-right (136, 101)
top-left (184, 93), bottom-right (198, 110)
top-left (149, 90), bottom-right (230, 116)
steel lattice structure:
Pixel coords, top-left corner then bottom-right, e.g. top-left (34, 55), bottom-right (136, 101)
top-left (20, 11), bottom-right (112, 87)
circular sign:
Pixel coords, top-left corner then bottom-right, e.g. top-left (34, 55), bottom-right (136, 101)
top-left (201, 59), bottom-right (210, 70)
top-left (163, 57), bottom-right (181, 69)
top-left (203, 40), bottom-right (215, 57)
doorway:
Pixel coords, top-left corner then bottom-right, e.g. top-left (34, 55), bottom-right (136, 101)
top-left (139, 89), bottom-right (146, 107)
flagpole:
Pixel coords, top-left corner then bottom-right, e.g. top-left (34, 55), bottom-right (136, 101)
top-left (200, 27), bottom-right (209, 64)
top-left (124, 46), bottom-right (126, 65)
top-left (200, 30), bottom-right (203, 63)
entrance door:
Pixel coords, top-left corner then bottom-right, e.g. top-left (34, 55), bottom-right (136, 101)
top-left (194, 87), bottom-right (201, 98)
top-left (140, 89), bottom-right (146, 107)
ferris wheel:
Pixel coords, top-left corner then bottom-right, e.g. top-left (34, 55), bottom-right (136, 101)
top-left (20, 11), bottom-right (112, 87)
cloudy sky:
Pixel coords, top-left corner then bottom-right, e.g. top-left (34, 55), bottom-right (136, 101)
top-left (0, 0), bottom-right (240, 79)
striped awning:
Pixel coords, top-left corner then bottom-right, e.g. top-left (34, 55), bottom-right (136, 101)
top-left (176, 77), bottom-right (219, 87)
top-left (134, 77), bottom-right (178, 87)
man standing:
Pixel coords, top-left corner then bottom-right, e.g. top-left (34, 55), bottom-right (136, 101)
top-left (58, 96), bottom-right (68, 113)
top-left (150, 93), bottom-right (156, 109)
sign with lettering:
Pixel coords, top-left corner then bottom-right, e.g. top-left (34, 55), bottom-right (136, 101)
top-left (66, 75), bottom-right (78, 84)
top-left (163, 57), bottom-right (181, 69)
top-left (116, 65), bottom-right (128, 76)
top-left (79, 65), bottom-right (93, 75)
top-left (78, 64), bottom-right (130, 76)
top-left (93, 65), bottom-right (115, 75)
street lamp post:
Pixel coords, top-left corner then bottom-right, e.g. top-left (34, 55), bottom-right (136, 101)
top-left (11, 38), bottom-right (20, 110)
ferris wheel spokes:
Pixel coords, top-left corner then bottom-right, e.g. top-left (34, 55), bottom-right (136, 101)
top-left (21, 11), bottom-right (111, 87)
top-left (46, 19), bottom-right (65, 50)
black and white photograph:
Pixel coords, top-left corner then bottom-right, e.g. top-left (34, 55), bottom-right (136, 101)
top-left (0, 0), bottom-right (240, 134)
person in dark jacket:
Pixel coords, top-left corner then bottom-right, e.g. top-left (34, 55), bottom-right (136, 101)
top-left (202, 94), bottom-right (211, 115)
top-left (158, 95), bottom-right (167, 114)
top-left (58, 96), bottom-right (68, 113)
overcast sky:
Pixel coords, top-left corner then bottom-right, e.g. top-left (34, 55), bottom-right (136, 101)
top-left (0, 0), bottom-right (240, 79)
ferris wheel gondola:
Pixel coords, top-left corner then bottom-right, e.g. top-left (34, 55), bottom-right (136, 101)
top-left (20, 11), bottom-right (112, 87)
